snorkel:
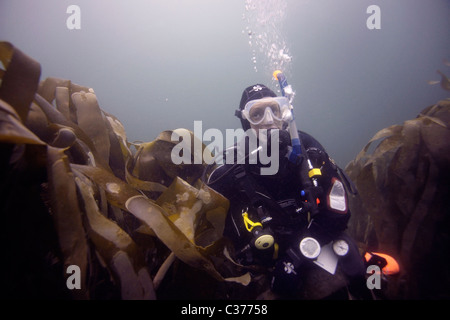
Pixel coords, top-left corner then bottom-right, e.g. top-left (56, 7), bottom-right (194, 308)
top-left (273, 70), bottom-right (321, 216)
top-left (272, 70), bottom-right (301, 160)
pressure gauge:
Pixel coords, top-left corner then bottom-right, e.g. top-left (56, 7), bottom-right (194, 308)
top-left (299, 237), bottom-right (321, 259)
top-left (332, 239), bottom-right (349, 257)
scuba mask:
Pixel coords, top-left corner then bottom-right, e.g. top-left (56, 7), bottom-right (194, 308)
top-left (241, 96), bottom-right (292, 126)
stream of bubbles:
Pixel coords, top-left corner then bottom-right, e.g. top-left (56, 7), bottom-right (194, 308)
top-left (243, 0), bottom-right (293, 84)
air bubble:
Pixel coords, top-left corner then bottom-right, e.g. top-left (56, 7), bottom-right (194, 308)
top-left (243, 0), bottom-right (291, 75)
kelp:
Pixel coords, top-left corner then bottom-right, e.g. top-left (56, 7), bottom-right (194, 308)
top-left (126, 129), bottom-right (208, 191)
top-left (74, 171), bottom-right (155, 300)
top-left (71, 164), bottom-right (247, 285)
top-left (0, 41), bottom-right (259, 299)
top-left (345, 96), bottom-right (450, 299)
top-left (0, 41), bottom-right (41, 122)
top-left (46, 147), bottom-right (89, 299)
top-left (0, 98), bottom-right (45, 146)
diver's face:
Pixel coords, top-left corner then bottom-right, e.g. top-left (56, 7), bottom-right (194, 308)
top-left (250, 119), bottom-right (283, 135)
top-left (248, 101), bottom-right (283, 134)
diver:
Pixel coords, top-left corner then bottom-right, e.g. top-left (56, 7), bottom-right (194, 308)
top-left (205, 83), bottom-right (369, 299)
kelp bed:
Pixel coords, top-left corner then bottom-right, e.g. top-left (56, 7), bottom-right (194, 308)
top-left (0, 42), bottom-right (262, 299)
top-left (345, 83), bottom-right (450, 298)
top-left (1, 41), bottom-right (450, 300)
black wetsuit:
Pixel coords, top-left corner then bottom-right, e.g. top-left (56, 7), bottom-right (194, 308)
top-left (207, 130), bottom-right (351, 265)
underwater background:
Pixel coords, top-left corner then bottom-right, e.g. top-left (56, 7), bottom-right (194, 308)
top-left (1, 0), bottom-right (450, 302)
top-left (1, 0), bottom-right (449, 167)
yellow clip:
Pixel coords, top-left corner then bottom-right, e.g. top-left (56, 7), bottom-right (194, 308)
top-left (242, 211), bottom-right (263, 232)
top-left (272, 243), bottom-right (279, 259)
top-left (308, 168), bottom-right (322, 178)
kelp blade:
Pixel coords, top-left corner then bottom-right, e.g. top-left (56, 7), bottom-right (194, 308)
top-left (74, 175), bottom-right (155, 299)
top-left (72, 164), bottom-right (226, 281)
top-left (47, 147), bottom-right (89, 299)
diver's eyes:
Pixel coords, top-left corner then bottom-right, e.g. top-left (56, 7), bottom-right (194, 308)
top-left (269, 104), bottom-right (281, 117)
top-left (250, 103), bottom-right (280, 119)
top-left (250, 109), bottom-right (264, 121)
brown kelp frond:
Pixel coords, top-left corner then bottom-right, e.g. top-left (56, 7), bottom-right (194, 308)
top-left (1, 41), bottom-right (259, 300)
top-left (345, 100), bottom-right (450, 299)
top-left (428, 61), bottom-right (450, 92)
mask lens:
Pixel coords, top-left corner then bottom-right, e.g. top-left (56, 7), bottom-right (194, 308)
top-left (269, 104), bottom-right (281, 118)
top-left (243, 97), bottom-right (287, 125)
top-left (249, 102), bottom-right (279, 124)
